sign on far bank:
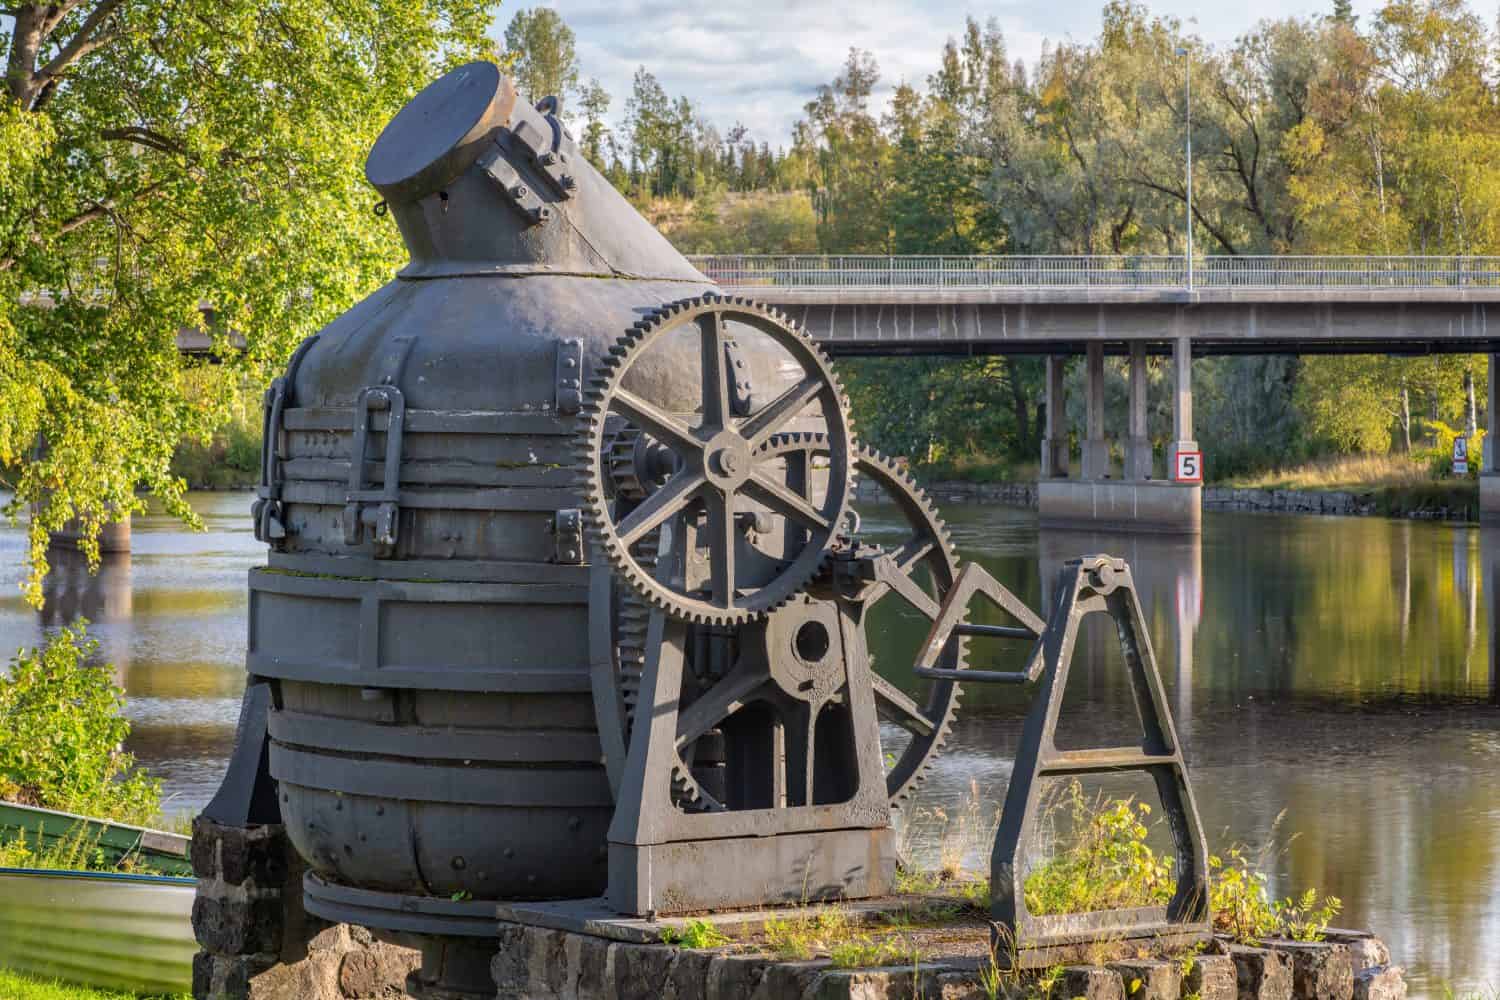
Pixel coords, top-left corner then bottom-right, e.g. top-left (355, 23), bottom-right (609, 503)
top-left (1453, 435), bottom-right (1469, 476)
top-left (1174, 450), bottom-right (1203, 484)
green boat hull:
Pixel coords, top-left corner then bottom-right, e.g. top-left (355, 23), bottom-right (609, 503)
top-left (0, 800), bottom-right (191, 877)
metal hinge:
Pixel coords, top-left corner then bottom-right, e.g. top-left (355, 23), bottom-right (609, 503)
top-left (253, 335), bottom-right (319, 547)
top-left (341, 385), bottom-right (407, 557)
top-left (556, 338), bottom-right (583, 415)
top-left (552, 508), bottom-right (584, 564)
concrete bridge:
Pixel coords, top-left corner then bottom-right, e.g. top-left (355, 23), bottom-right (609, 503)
top-left (691, 254), bottom-right (1500, 532)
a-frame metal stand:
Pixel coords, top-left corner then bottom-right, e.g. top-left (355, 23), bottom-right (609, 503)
top-left (914, 555), bottom-right (1211, 968)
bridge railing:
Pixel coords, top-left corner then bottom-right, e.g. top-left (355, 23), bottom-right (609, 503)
top-left (688, 255), bottom-right (1500, 291)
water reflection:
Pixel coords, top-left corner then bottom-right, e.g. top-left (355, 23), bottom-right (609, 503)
top-left (878, 508), bottom-right (1499, 1000)
top-left (0, 495), bottom-right (1497, 997)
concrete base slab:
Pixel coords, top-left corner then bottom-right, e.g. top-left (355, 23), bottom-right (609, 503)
top-left (607, 827), bottom-right (897, 915)
top-left (1039, 480), bottom-right (1201, 534)
top-left (1482, 474), bottom-right (1500, 521)
top-left (48, 514), bottom-right (132, 553)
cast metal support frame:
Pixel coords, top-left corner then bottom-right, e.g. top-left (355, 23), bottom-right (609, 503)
top-left (912, 556), bottom-right (1210, 968)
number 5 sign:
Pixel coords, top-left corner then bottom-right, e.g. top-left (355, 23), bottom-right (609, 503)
top-left (1174, 450), bottom-right (1203, 483)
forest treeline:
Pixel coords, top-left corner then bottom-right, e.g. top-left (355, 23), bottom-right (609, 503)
top-left (505, 0), bottom-right (1500, 478)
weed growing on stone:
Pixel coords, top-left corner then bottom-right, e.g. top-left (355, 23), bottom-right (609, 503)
top-left (762, 907), bottom-right (854, 961)
top-left (660, 918), bottom-right (729, 949)
top-left (1022, 781), bottom-right (1175, 916)
top-left (827, 932), bottom-right (909, 969)
top-left (1209, 841), bottom-right (1340, 944)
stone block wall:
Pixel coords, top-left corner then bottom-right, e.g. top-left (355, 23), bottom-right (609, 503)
top-left (192, 817), bottom-right (418, 999)
top-left (489, 921), bottom-right (1407, 1000)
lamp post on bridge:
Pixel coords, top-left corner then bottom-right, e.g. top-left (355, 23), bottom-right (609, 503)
top-left (1176, 45), bottom-right (1193, 292)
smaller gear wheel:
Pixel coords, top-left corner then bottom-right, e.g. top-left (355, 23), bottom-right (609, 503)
top-left (577, 295), bottom-right (855, 627)
top-left (754, 433), bottom-right (965, 808)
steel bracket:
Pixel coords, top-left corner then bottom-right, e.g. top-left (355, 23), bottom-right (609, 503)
top-left (555, 338), bottom-right (584, 414)
top-left (510, 117), bottom-right (578, 200)
top-left (477, 139), bottom-right (553, 225)
top-left (341, 384), bottom-right (408, 557)
top-left (552, 507), bottom-right (584, 564)
top-left (253, 334), bottom-right (319, 547)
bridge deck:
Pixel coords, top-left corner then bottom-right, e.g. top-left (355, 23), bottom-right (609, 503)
top-left (689, 255), bottom-right (1500, 355)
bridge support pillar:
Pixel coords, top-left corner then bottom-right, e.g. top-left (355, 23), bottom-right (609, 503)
top-left (1483, 353), bottom-right (1500, 522)
top-left (1165, 334), bottom-right (1198, 481)
top-left (1042, 355), bottom-right (1070, 478)
top-left (1039, 335), bottom-right (1199, 534)
top-left (1126, 341), bottom-right (1153, 480)
top-left (1081, 342), bottom-right (1110, 479)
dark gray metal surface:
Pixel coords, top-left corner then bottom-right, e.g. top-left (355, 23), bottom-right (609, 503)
top-left (213, 63), bottom-right (792, 951)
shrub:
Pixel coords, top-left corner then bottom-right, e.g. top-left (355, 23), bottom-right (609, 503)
top-left (0, 625), bottom-right (161, 825)
top-left (1023, 782), bottom-right (1176, 915)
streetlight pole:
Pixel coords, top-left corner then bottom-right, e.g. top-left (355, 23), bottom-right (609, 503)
top-left (1176, 46), bottom-right (1193, 292)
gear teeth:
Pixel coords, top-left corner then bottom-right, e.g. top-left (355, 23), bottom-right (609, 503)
top-left (574, 294), bottom-right (855, 628)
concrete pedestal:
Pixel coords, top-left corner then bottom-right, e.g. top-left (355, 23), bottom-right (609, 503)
top-left (46, 513), bottom-right (132, 553)
top-left (1039, 479), bottom-right (1201, 534)
top-left (1482, 474), bottom-right (1500, 522)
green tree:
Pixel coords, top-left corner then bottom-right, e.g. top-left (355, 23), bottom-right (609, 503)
top-left (795, 48), bottom-right (893, 252)
top-left (577, 77), bottom-right (612, 169)
top-left (501, 7), bottom-right (579, 105)
top-left (1, 2), bottom-right (494, 603)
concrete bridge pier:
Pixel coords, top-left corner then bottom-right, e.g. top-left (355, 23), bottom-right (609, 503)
top-left (1484, 352), bottom-right (1500, 522)
top-left (1038, 335), bottom-right (1201, 534)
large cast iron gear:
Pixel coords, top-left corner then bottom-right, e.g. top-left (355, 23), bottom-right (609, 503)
top-left (577, 294), bottom-right (854, 627)
top-left (754, 432), bottom-right (965, 807)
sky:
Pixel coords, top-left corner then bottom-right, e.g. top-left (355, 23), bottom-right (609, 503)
top-left (490, 0), bottom-right (1402, 146)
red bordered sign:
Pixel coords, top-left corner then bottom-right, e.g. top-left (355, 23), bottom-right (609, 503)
top-left (1174, 450), bottom-right (1203, 483)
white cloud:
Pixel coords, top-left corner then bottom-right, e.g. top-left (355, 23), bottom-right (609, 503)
top-left (494, 0), bottom-right (1386, 147)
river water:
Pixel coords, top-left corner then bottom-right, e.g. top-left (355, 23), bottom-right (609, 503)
top-left (1, 491), bottom-right (1497, 997)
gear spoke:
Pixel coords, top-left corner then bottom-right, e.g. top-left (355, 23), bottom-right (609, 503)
top-left (697, 312), bottom-right (731, 431)
top-left (612, 388), bottom-right (704, 456)
top-left (617, 470), bottom-right (703, 546)
top-left (740, 376), bottom-right (825, 449)
top-left (705, 488), bottom-right (736, 606)
top-left (744, 471), bottom-right (832, 532)
top-left (676, 668), bottom-right (766, 748)
top-left (872, 675), bottom-right (938, 737)
top-left (893, 538), bottom-right (936, 575)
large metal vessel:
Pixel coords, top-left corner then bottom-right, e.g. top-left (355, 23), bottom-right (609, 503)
top-left (245, 62), bottom-right (781, 907)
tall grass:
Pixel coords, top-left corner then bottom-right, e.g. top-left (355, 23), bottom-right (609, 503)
top-left (1223, 452), bottom-right (1442, 491)
top-left (0, 968), bottom-right (187, 999)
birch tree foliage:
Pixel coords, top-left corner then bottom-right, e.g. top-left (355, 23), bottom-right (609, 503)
top-left (0, 1), bottom-right (496, 604)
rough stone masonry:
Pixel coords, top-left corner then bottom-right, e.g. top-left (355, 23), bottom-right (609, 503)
top-left (191, 816), bottom-right (417, 999)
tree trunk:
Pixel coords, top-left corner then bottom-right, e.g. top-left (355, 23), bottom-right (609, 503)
top-left (1465, 366), bottom-right (1478, 438)
top-left (1399, 381), bottom-right (1411, 454)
